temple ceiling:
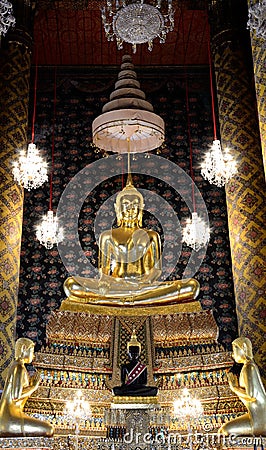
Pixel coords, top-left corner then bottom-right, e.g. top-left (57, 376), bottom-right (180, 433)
top-left (33, 0), bottom-right (209, 66)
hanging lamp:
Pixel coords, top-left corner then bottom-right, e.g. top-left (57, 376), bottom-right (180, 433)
top-left (247, 0), bottom-right (266, 40)
top-left (182, 77), bottom-right (210, 251)
top-left (0, 0), bottom-right (15, 37)
top-left (36, 69), bottom-right (63, 249)
top-left (92, 54), bottom-right (164, 154)
top-left (101, 0), bottom-right (174, 54)
top-left (201, 20), bottom-right (237, 187)
top-left (12, 58), bottom-right (48, 190)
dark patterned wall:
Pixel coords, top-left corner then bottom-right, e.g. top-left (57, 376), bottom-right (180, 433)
top-left (16, 67), bottom-right (238, 350)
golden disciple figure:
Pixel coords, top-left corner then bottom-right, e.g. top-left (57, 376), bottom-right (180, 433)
top-left (0, 338), bottom-right (54, 437)
top-left (64, 178), bottom-right (200, 308)
top-left (219, 337), bottom-right (266, 436)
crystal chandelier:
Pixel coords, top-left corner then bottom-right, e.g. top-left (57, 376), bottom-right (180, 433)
top-left (36, 210), bottom-right (64, 250)
top-left (12, 62), bottom-right (48, 190)
top-left (12, 143), bottom-right (48, 190)
top-left (173, 388), bottom-right (203, 419)
top-left (247, 0), bottom-right (266, 40)
top-left (182, 77), bottom-right (210, 252)
top-left (201, 23), bottom-right (237, 187)
top-left (201, 139), bottom-right (237, 187)
top-left (36, 67), bottom-right (64, 249)
top-left (183, 212), bottom-right (210, 251)
top-left (0, 0), bottom-right (15, 37)
top-left (64, 391), bottom-right (91, 450)
top-left (101, 0), bottom-right (174, 53)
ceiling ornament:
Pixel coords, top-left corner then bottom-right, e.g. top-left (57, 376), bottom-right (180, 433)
top-left (201, 24), bottom-right (237, 187)
top-left (36, 68), bottom-right (64, 249)
top-left (92, 54), bottom-right (165, 154)
top-left (12, 62), bottom-right (48, 190)
top-left (101, 0), bottom-right (174, 53)
top-left (247, 0), bottom-right (266, 40)
top-left (0, 0), bottom-right (15, 37)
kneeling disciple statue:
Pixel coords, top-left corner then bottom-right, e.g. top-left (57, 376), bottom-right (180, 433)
top-left (113, 330), bottom-right (157, 397)
top-left (0, 338), bottom-right (54, 437)
top-left (63, 176), bottom-right (200, 311)
top-left (219, 336), bottom-right (266, 436)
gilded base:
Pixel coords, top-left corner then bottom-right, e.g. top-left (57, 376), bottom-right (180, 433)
top-left (60, 297), bottom-right (202, 316)
top-left (111, 395), bottom-right (159, 409)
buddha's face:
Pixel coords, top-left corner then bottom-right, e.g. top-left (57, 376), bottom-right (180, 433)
top-left (232, 344), bottom-right (246, 364)
top-left (15, 338), bottom-right (35, 363)
top-left (120, 195), bottom-right (141, 221)
top-left (128, 345), bottom-right (140, 361)
top-left (115, 192), bottom-right (143, 226)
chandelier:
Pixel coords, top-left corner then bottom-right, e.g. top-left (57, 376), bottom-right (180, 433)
top-left (12, 143), bottom-right (48, 190)
top-left (247, 0), bottom-right (266, 40)
top-left (12, 62), bottom-right (48, 190)
top-left (36, 67), bottom-right (64, 249)
top-left (101, 0), bottom-right (175, 53)
top-left (0, 0), bottom-right (15, 36)
top-left (183, 212), bottom-right (210, 251)
top-left (64, 391), bottom-right (91, 450)
top-left (173, 388), bottom-right (203, 419)
top-left (182, 76), bottom-right (210, 251)
top-left (201, 23), bottom-right (237, 187)
top-left (201, 139), bottom-right (237, 187)
top-left (36, 210), bottom-right (64, 250)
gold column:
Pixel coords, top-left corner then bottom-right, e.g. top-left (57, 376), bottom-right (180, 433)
top-left (209, 0), bottom-right (266, 381)
top-left (0, 1), bottom-right (33, 387)
top-left (247, 2), bottom-right (266, 178)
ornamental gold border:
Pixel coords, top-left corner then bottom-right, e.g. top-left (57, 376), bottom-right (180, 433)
top-left (60, 298), bottom-right (201, 316)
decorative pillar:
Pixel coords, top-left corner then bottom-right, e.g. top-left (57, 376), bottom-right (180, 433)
top-left (208, 0), bottom-right (266, 381)
top-left (247, 2), bottom-right (266, 178)
top-left (0, 0), bottom-right (33, 387)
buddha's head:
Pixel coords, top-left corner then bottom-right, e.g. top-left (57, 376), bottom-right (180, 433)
top-left (232, 336), bottom-right (253, 363)
top-left (15, 337), bottom-right (35, 363)
top-left (127, 329), bottom-right (141, 360)
top-left (115, 180), bottom-right (144, 226)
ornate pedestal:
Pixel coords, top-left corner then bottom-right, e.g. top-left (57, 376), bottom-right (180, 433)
top-left (0, 437), bottom-right (53, 450)
top-left (0, 435), bottom-right (265, 450)
top-left (23, 307), bottom-right (245, 437)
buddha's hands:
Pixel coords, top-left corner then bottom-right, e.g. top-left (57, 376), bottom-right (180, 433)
top-left (98, 280), bottom-right (110, 295)
top-left (227, 372), bottom-right (239, 390)
top-left (30, 371), bottom-right (41, 389)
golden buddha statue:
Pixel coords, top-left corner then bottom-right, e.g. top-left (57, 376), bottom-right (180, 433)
top-left (219, 336), bottom-right (266, 436)
top-left (0, 338), bottom-right (54, 437)
top-left (62, 177), bottom-right (200, 314)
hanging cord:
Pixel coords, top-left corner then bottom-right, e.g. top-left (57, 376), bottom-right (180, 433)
top-left (207, 19), bottom-right (217, 141)
top-left (121, 156), bottom-right (124, 189)
top-left (181, 5), bottom-right (196, 213)
top-left (31, 50), bottom-right (38, 143)
top-left (126, 138), bottom-right (133, 186)
top-left (185, 78), bottom-right (196, 213)
top-left (49, 67), bottom-right (57, 211)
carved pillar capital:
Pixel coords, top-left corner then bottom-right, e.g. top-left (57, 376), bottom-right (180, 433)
top-left (208, 0), bottom-right (250, 55)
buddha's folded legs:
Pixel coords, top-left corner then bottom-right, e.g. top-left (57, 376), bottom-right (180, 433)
top-left (64, 276), bottom-right (200, 306)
